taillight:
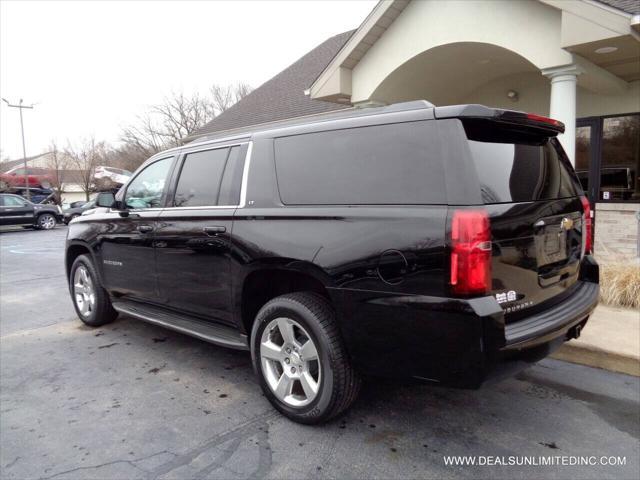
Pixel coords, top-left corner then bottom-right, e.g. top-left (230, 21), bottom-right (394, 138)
top-left (580, 196), bottom-right (592, 254)
top-left (450, 210), bottom-right (492, 295)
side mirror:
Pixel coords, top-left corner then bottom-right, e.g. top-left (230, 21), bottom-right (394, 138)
top-left (96, 192), bottom-right (116, 208)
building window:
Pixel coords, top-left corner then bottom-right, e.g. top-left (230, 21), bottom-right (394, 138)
top-left (576, 113), bottom-right (640, 204)
top-left (600, 115), bottom-right (639, 202)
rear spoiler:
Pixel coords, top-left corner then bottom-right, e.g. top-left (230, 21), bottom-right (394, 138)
top-left (434, 104), bottom-right (565, 135)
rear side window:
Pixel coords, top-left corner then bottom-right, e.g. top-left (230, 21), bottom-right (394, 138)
top-left (218, 146), bottom-right (245, 206)
top-left (274, 121), bottom-right (446, 205)
top-left (174, 148), bottom-right (229, 207)
top-left (465, 126), bottom-right (582, 204)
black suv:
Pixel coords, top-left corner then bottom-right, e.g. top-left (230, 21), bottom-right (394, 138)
top-left (65, 101), bottom-right (599, 424)
top-left (0, 193), bottom-right (62, 229)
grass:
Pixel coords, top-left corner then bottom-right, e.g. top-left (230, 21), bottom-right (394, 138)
top-left (598, 263), bottom-right (640, 310)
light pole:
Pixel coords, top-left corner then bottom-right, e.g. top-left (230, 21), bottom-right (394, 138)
top-left (2, 97), bottom-right (34, 200)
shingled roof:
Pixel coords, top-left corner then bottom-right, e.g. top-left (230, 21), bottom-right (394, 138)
top-left (594, 0), bottom-right (640, 15)
top-left (188, 30), bottom-right (354, 141)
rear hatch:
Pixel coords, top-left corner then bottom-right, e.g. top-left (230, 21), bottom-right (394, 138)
top-left (443, 107), bottom-right (588, 322)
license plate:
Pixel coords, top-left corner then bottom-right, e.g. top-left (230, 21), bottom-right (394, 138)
top-left (536, 228), bottom-right (568, 265)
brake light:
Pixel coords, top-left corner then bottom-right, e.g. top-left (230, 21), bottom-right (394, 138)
top-left (450, 210), bottom-right (492, 295)
top-left (580, 196), bottom-right (592, 254)
top-left (525, 113), bottom-right (563, 128)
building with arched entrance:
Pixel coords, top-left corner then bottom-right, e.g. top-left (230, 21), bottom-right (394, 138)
top-left (194, 0), bottom-right (640, 260)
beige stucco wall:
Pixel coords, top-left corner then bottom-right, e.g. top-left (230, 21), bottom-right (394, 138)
top-left (460, 72), bottom-right (551, 115)
top-left (460, 75), bottom-right (640, 118)
top-left (577, 80), bottom-right (640, 118)
top-left (351, 0), bottom-right (572, 104)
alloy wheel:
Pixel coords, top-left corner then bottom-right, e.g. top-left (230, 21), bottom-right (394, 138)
top-left (73, 265), bottom-right (96, 318)
top-left (39, 214), bottom-right (56, 230)
top-left (260, 317), bottom-right (321, 407)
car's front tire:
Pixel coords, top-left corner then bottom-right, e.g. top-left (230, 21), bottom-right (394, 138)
top-left (64, 214), bottom-right (79, 225)
top-left (251, 292), bottom-right (361, 424)
top-left (70, 254), bottom-right (118, 327)
top-left (36, 213), bottom-right (57, 230)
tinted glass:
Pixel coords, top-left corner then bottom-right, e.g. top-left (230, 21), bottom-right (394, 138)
top-left (174, 148), bottom-right (229, 207)
top-left (274, 122), bottom-right (446, 205)
top-left (600, 115), bottom-right (639, 201)
top-left (467, 138), bottom-right (581, 204)
top-left (124, 157), bottom-right (172, 209)
top-left (218, 146), bottom-right (245, 206)
top-left (575, 125), bottom-right (592, 193)
top-left (2, 195), bottom-right (26, 206)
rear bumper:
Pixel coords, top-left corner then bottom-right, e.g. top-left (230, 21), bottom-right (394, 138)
top-left (503, 280), bottom-right (598, 349)
top-left (331, 256), bottom-right (599, 387)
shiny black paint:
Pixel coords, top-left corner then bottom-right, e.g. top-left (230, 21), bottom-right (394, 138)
top-left (155, 209), bottom-right (235, 324)
top-left (65, 103), bottom-right (599, 388)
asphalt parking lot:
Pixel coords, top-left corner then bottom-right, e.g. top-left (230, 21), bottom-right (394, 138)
top-left (1, 226), bottom-right (639, 480)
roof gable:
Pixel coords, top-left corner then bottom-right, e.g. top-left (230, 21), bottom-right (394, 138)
top-left (189, 30), bottom-right (355, 140)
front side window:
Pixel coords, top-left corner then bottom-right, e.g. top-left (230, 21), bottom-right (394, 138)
top-left (124, 157), bottom-right (173, 209)
top-left (174, 147), bottom-right (230, 207)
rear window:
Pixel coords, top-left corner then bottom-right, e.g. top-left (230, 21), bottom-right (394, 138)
top-left (466, 127), bottom-right (582, 204)
top-left (274, 121), bottom-right (446, 205)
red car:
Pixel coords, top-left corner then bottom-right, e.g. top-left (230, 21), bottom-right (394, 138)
top-left (0, 167), bottom-right (53, 190)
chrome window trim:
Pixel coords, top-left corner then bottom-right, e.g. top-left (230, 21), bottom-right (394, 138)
top-left (179, 140), bottom-right (248, 156)
top-left (110, 140), bottom-right (253, 214)
top-left (166, 141), bottom-right (251, 211)
top-left (238, 141), bottom-right (253, 208)
top-left (162, 205), bottom-right (238, 211)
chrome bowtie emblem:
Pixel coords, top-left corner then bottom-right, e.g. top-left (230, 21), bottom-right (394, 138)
top-left (560, 217), bottom-right (573, 231)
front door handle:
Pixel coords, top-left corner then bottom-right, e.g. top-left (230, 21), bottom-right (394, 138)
top-left (137, 225), bottom-right (154, 233)
top-left (203, 226), bottom-right (226, 236)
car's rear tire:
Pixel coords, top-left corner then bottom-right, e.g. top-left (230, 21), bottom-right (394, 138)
top-left (70, 254), bottom-right (118, 327)
top-left (36, 213), bottom-right (57, 230)
top-left (250, 292), bottom-right (361, 424)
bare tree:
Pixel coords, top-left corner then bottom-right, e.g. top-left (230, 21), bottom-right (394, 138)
top-left (103, 144), bottom-right (148, 173)
top-left (65, 137), bottom-right (106, 200)
top-left (121, 90), bottom-right (216, 158)
top-left (210, 82), bottom-right (253, 114)
top-left (120, 83), bottom-right (252, 164)
top-left (45, 141), bottom-right (69, 204)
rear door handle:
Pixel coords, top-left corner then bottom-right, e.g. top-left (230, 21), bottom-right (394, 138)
top-left (137, 225), bottom-right (154, 233)
top-left (203, 226), bottom-right (226, 236)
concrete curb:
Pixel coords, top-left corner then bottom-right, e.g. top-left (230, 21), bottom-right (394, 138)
top-left (551, 343), bottom-right (640, 377)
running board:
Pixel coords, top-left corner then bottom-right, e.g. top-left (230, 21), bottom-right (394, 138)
top-left (112, 300), bottom-right (249, 350)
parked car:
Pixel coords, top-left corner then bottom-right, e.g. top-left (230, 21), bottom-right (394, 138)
top-left (0, 193), bottom-right (62, 229)
top-left (0, 167), bottom-right (53, 190)
top-left (65, 101), bottom-right (599, 424)
top-left (94, 166), bottom-right (132, 189)
top-left (63, 199), bottom-right (96, 224)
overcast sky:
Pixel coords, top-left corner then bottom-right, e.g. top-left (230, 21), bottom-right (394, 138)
top-left (0, 0), bottom-right (374, 160)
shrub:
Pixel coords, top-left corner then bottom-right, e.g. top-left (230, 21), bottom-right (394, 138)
top-left (598, 263), bottom-right (640, 310)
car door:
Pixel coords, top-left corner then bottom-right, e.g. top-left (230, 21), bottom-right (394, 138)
top-left (98, 156), bottom-right (176, 302)
top-left (154, 143), bottom-right (247, 325)
top-left (0, 194), bottom-right (35, 225)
